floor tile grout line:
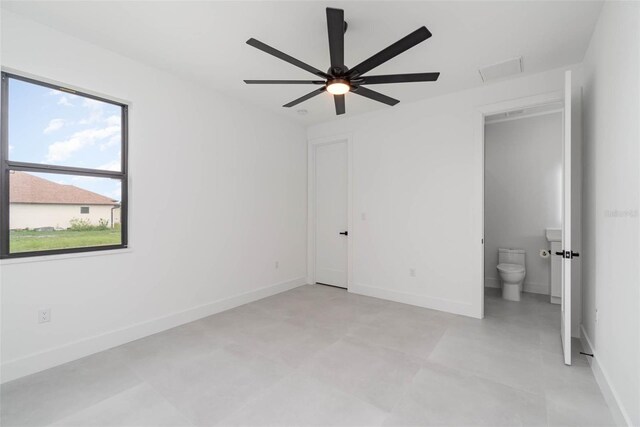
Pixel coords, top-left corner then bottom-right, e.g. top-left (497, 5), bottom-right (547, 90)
top-left (3, 286), bottom-right (615, 427)
top-left (44, 382), bottom-right (194, 427)
top-left (211, 362), bottom-right (305, 426)
top-left (31, 357), bottom-right (146, 427)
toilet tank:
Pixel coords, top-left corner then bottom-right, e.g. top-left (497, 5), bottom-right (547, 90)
top-left (498, 248), bottom-right (525, 266)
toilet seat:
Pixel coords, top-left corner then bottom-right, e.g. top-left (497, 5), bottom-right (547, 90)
top-left (497, 263), bottom-right (525, 274)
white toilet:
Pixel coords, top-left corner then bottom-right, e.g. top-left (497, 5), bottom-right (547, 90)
top-left (497, 248), bottom-right (526, 301)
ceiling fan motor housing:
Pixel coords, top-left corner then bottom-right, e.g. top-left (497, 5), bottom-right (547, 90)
top-left (329, 66), bottom-right (349, 77)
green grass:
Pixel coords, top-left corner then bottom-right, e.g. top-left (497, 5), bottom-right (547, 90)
top-left (10, 229), bottom-right (121, 253)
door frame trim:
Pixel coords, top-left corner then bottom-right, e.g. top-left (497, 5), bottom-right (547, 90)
top-left (307, 134), bottom-right (354, 290)
top-left (475, 90), bottom-right (564, 319)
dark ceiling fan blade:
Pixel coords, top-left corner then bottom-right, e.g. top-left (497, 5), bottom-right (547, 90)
top-left (326, 8), bottom-right (345, 70)
top-left (244, 80), bottom-right (326, 85)
top-left (358, 72), bottom-right (440, 85)
top-left (352, 86), bottom-right (399, 106)
top-left (283, 87), bottom-right (326, 108)
top-left (247, 38), bottom-right (330, 79)
top-left (348, 27), bottom-right (432, 78)
top-left (334, 94), bottom-right (345, 115)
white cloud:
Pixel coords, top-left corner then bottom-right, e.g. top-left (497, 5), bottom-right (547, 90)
top-left (105, 115), bottom-right (120, 126)
top-left (79, 112), bottom-right (101, 125)
top-left (83, 99), bottom-right (103, 109)
top-left (97, 160), bottom-right (121, 171)
top-left (107, 186), bottom-right (122, 201)
top-left (78, 99), bottom-right (108, 125)
top-left (43, 118), bottom-right (65, 134)
top-left (8, 144), bottom-right (14, 153)
top-left (71, 175), bottom-right (99, 183)
top-left (46, 125), bottom-right (120, 163)
top-left (57, 95), bottom-right (73, 107)
top-left (99, 133), bottom-right (121, 151)
top-left (48, 89), bottom-right (75, 107)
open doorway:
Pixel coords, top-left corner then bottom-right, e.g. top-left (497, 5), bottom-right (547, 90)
top-left (479, 72), bottom-right (577, 365)
top-left (484, 103), bottom-right (564, 303)
top-left (483, 103), bottom-right (565, 354)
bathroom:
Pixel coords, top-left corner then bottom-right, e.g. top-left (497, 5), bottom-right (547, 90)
top-left (484, 104), bottom-right (564, 307)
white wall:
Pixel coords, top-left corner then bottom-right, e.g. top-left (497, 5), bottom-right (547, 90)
top-left (0, 11), bottom-right (308, 382)
top-left (308, 64), bottom-right (583, 325)
top-left (484, 113), bottom-right (563, 294)
top-left (10, 204), bottom-right (116, 230)
top-left (581, 2), bottom-right (640, 425)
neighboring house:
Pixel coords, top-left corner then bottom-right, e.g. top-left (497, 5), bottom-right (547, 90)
top-left (9, 171), bottom-right (120, 230)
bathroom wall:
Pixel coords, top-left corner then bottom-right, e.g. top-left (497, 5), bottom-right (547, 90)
top-left (484, 113), bottom-right (563, 294)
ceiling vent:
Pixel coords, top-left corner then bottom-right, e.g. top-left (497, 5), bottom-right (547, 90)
top-left (478, 57), bottom-right (523, 83)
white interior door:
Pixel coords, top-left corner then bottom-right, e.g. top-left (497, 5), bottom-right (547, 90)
top-left (561, 70), bottom-right (573, 365)
top-left (315, 141), bottom-right (348, 288)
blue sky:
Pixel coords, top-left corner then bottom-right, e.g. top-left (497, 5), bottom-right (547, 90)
top-left (8, 78), bottom-right (122, 201)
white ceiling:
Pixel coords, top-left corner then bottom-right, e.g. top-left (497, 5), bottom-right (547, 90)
top-left (2, 1), bottom-right (603, 125)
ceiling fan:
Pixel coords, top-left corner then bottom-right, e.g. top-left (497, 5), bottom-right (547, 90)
top-left (244, 7), bottom-right (440, 115)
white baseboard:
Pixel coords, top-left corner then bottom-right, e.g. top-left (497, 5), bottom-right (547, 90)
top-left (580, 325), bottom-right (632, 427)
top-left (1, 277), bottom-right (306, 384)
top-left (349, 283), bottom-right (478, 318)
top-left (484, 277), bottom-right (550, 295)
top-left (523, 281), bottom-right (549, 295)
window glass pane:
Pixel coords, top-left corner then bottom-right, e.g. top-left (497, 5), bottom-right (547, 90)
top-left (9, 170), bottom-right (122, 253)
top-left (8, 78), bottom-right (122, 171)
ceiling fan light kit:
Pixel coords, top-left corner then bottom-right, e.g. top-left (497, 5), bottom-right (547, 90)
top-left (326, 79), bottom-right (351, 95)
top-left (244, 7), bottom-right (440, 116)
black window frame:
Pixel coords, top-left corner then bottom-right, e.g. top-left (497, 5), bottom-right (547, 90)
top-left (0, 72), bottom-right (128, 258)
top-left (80, 206), bottom-right (90, 214)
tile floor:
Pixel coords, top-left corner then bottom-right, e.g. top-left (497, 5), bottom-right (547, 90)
top-left (1, 285), bottom-right (615, 426)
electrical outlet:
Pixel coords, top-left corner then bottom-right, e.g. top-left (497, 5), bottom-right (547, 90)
top-left (595, 308), bottom-right (598, 323)
top-left (38, 308), bottom-right (51, 324)
top-left (275, 261), bottom-right (279, 269)
top-left (409, 268), bottom-right (416, 277)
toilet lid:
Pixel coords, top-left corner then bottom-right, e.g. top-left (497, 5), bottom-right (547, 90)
top-left (497, 263), bottom-right (525, 273)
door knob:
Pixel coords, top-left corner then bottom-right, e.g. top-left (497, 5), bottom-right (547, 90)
top-left (555, 250), bottom-right (580, 259)
top-left (339, 231), bottom-right (348, 236)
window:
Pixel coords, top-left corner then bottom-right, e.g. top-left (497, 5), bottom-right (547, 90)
top-left (1, 72), bottom-right (128, 258)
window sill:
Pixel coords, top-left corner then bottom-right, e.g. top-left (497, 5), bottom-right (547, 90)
top-left (0, 247), bottom-right (133, 265)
